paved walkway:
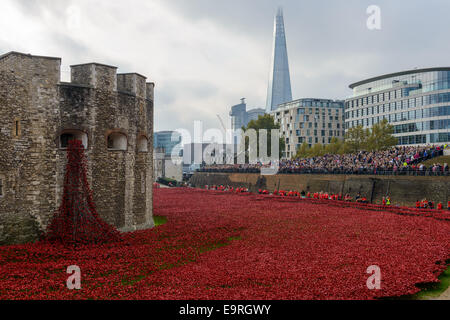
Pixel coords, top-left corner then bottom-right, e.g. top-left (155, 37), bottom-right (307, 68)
top-left (438, 287), bottom-right (450, 300)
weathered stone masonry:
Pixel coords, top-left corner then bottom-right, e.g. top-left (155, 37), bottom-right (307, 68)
top-left (0, 52), bottom-right (154, 244)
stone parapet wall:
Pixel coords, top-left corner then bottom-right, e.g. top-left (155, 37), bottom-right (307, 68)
top-left (190, 172), bottom-right (450, 207)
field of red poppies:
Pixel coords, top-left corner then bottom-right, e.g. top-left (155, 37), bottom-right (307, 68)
top-left (1, 187), bottom-right (450, 300)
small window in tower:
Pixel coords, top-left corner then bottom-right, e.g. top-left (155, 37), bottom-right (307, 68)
top-left (0, 177), bottom-right (4, 198)
top-left (137, 136), bottom-right (149, 152)
top-left (13, 119), bottom-right (21, 137)
top-left (59, 130), bottom-right (88, 149)
top-left (107, 132), bottom-right (127, 151)
top-left (60, 133), bottom-right (75, 148)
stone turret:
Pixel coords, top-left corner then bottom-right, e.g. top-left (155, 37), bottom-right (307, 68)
top-left (0, 52), bottom-right (155, 244)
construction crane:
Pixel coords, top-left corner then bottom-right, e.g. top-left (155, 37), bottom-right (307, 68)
top-left (216, 114), bottom-right (237, 164)
top-left (216, 114), bottom-right (227, 132)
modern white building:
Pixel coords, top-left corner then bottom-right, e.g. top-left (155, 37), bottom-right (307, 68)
top-left (271, 98), bottom-right (345, 158)
top-left (345, 68), bottom-right (450, 146)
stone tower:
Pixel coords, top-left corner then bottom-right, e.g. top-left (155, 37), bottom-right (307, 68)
top-left (0, 52), bottom-right (155, 244)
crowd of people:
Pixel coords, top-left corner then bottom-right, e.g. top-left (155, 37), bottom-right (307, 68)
top-left (198, 145), bottom-right (448, 176)
top-left (415, 199), bottom-right (450, 210)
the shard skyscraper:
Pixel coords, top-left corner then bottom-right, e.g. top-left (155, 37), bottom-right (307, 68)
top-left (266, 7), bottom-right (292, 113)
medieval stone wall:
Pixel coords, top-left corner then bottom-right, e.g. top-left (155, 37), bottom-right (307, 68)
top-left (190, 172), bottom-right (450, 207)
top-left (0, 52), bottom-right (154, 244)
top-left (0, 53), bottom-right (61, 244)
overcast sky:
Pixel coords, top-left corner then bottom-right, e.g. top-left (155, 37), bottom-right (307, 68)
top-left (1, 0), bottom-right (450, 134)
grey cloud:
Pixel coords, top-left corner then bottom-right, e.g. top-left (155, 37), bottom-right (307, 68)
top-left (49, 32), bottom-right (89, 58)
top-left (4, 0), bottom-right (450, 133)
top-left (13, 0), bottom-right (71, 17)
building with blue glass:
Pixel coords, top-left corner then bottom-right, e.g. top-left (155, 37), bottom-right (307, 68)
top-left (229, 98), bottom-right (265, 147)
top-left (266, 7), bottom-right (292, 113)
top-left (153, 131), bottom-right (183, 157)
top-left (345, 68), bottom-right (450, 145)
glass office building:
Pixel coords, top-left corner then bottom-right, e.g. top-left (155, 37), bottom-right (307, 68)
top-left (154, 131), bottom-right (183, 157)
top-left (230, 99), bottom-right (265, 149)
top-left (345, 68), bottom-right (450, 145)
top-left (266, 7), bottom-right (292, 113)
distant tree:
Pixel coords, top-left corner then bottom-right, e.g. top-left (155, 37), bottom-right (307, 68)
top-left (325, 137), bottom-right (344, 155)
top-left (295, 142), bottom-right (311, 158)
top-left (345, 125), bottom-right (370, 153)
top-left (291, 120), bottom-right (398, 160)
top-left (365, 119), bottom-right (398, 151)
top-left (310, 143), bottom-right (326, 157)
top-left (241, 114), bottom-right (285, 161)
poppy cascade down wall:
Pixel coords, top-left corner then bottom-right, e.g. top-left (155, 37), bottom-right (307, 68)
top-left (0, 52), bottom-right (155, 244)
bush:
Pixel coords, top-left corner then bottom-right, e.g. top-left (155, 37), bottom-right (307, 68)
top-left (157, 177), bottom-right (178, 187)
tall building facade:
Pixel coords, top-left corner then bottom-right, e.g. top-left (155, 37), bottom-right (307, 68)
top-left (271, 98), bottom-right (345, 158)
top-left (345, 68), bottom-right (450, 146)
top-left (266, 7), bottom-right (293, 113)
top-left (154, 131), bottom-right (183, 157)
top-left (229, 98), bottom-right (265, 146)
top-left (230, 99), bottom-right (248, 135)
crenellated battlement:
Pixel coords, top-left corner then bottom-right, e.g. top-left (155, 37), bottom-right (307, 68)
top-left (117, 73), bottom-right (146, 98)
top-left (0, 51), bottom-right (61, 84)
top-left (70, 63), bottom-right (118, 92)
top-left (0, 52), bottom-right (154, 100)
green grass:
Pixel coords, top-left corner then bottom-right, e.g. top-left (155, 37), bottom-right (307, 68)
top-left (413, 265), bottom-right (450, 300)
top-left (120, 236), bottom-right (242, 287)
top-left (199, 236), bottom-right (242, 254)
top-left (153, 216), bottom-right (167, 227)
top-left (421, 155), bottom-right (450, 167)
top-left (384, 263), bottom-right (450, 300)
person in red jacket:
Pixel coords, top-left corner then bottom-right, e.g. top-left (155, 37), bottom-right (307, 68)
top-left (437, 203), bottom-right (443, 210)
top-left (421, 199), bottom-right (428, 209)
top-left (416, 200), bottom-right (421, 209)
top-left (448, 201), bottom-right (450, 211)
top-left (382, 197), bottom-right (387, 206)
